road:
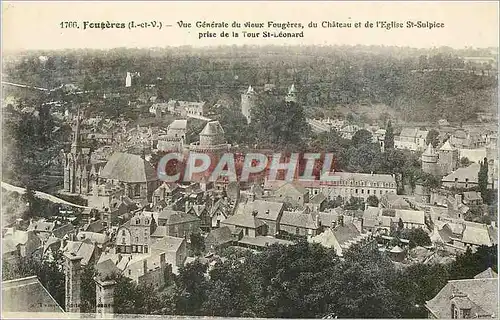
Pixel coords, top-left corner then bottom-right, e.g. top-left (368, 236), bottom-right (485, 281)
top-left (2, 81), bottom-right (49, 91)
top-left (1, 181), bottom-right (91, 209)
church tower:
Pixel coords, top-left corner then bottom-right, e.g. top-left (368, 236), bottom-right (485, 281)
top-left (63, 110), bottom-right (92, 194)
top-left (421, 143), bottom-right (438, 176)
top-left (285, 83), bottom-right (297, 103)
top-left (125, 72), bottom-right (132, 87)
top-left (241, 85), bottom-right (256, 124)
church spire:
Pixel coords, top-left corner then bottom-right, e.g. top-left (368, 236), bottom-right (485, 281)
top-left (71, 107), bottom-right (81, 151)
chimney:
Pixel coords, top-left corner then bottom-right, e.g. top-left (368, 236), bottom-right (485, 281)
top-left (331, 220), bottom-right (337, 229)
top-left (95, 277), bottom-right (116, 316)
top-left (64, 253), bottom-right (83, 314)
top-left (160, 253), bottom-right (166, 267)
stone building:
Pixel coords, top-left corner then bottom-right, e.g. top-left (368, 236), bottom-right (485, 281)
top-left (61, 113), bottom-right (103, 195)
top-left (241, 85), bottom-right (256, 124)
top-left (299, 172), bottom-right (397, 201)
top-left (99, 152), bottom-right (159, 202)
top-left (115, 211), bottom-right (157, 254)
top-left (437, 140), bottom-right (459, 176)
top-left (422, 143), bottom-right (439, 176)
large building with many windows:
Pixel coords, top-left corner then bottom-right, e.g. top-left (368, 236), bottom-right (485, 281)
top-left (298, 172), bottom-right (397, 200)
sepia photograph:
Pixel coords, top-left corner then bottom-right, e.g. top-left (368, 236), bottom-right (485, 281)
top-left (1, 1), bottom-right (499, 319)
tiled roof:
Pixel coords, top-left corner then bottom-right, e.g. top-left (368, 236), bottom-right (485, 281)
top-left (100, 152), bottom-right (158, 183)
top-left (2, 276), bottom-right (64, 313)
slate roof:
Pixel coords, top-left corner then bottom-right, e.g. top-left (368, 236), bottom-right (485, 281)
top-left (235, 200), bottom-right (284, 222)
top-left (100, 152), bottom-right (158, 183)
top-left (423, 143), bottom-right (437, 156)
top-left (442, 163), bottom-right (483, 183)
top-left (62, 240), bottom-right (95, 266)
top-left (280, 210), bottom-right (319, 229)
top-left (463, 191), bottom-right (482, 201)
top-left (76, 231), bottom-right (108, 245)
top-left (2, 276), bottom-right (64, 313)
top-left (400, 128), bottom-right (418, 138)
top-left (310, 192), bottom-right (327, 204)
top-left (84, 220), bottom-right (107, 233)
top-left (52, 223), bottom-right (75, 239)
top-left (439, 140), bottom-right (456, 151)
top-left (425, 278), bottom-right (498, 318)
top-left (461, 225), bottom-right (492, 246)
top-left (150, 236), bottom-right (185, 253)
top-left (200, 121), bottom-right (225, 136)
top-left (168, 119), bottom-right (188, 130)
top-left (222, 213), bottom-right (266, 229)
top-left (206, 227), bottom-right (233, 247)
top-left (158, 209), bottom-right (200, 225)
top-left (474, 267), bottom-right (498, 279)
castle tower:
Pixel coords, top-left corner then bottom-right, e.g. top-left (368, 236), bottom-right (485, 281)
top-left (285, 83), bottom-right (297, 103)
top-left (64, 252), bottom-right (82, 314)
top-left (438, 140), bottom-right (459, 176)
top-left (421, 143), bottom-right (438, 176)
top-left (125, 72), bottom-right (132, 87)
top-left (95, 277), bottom-right (116, 316)
top-left (241, 85), bottom-right (256, 124)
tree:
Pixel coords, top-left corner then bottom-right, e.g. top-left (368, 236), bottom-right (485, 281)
top-left (478, 157), bottom-right (489, 204)
top-left (425, 129), bottom-right (440, 148)
top-left (250, 93), bottom-right (310, 150)
top-left (460, 157), bottom-right (472, 167)
top-left (401, 228), bottom-right (432, 248)
top-left (351, 129), bottom-right (373, 146)
top-left (190, 233), bottom-right (205, 256)
top-left (344, 197), bottom-right (365, 211)
top-left (384, 121), bottom-right (394, 151)
top-left (366, 195), bottom-right (379, 207)
top-left (175, 260), bottom-right (209, 315)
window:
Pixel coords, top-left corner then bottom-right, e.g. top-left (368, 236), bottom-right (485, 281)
top-left (245, 228), bottom-right (249, 236)
top-left (461, 309), bottom-right (471, 318)
top-left (135, 184), bottom-right (141, 196)
top-left (367, 190), bottom-right (370, 194)
top-left (361, 189), bottom-right (364, 194)
top-left (144, 246), bottom-right (148, 253)
top-left (355, 189), bottom-right (358, 194)
top-left (135, 237), bottom-right (139, 243)
top-left (121, 238), bottom-right (125, 244)
top-left (122, 230), bottom-right (125, 236)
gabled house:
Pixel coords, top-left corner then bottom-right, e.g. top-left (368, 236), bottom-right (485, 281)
top-left (234, 199), bottom-right (284, 235)
top-left (425, 270), bottom-right (498, 319)
top-left (279, 208), bottom-right (320, 237)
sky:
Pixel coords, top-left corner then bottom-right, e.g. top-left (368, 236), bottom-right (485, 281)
top-left (2, 1), bottom-right (499, 52)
